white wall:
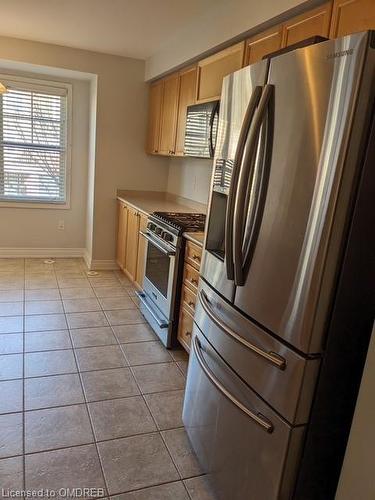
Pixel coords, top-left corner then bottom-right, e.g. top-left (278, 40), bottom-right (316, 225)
top-left (0, 67), bottom-right (90, 251)
top-left (145, 0), bottom-right (312, 80)
top-left (336, 325), bottom-right (375, 500)
top-left (167, 157), bottom-right (213, 205)
top-left (0, 36), bottom-right (169, 263)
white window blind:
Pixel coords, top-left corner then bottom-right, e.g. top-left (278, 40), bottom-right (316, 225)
top-left (0, 80), bottom-right (69, 204)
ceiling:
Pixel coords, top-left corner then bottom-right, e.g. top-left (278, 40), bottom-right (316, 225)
top-left (0, 0), bottom-right (218, 60)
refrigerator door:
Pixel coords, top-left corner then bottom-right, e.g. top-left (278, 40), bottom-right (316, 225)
top-left (183, 326), bottom-right (305, 500)
top-left (234, 32), bottom-right (370, 354)
top-left (195, 280), bottom-right (320, 425)
top-left (200, 61), bottom-right (268, 301)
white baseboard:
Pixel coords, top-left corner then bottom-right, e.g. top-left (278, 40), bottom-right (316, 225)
top-left (0, 247), bottom-right (86, 258)
top-left (89, 260), bottom-right (119, 271)
top-left (0, 247), bottom-right (119, 271)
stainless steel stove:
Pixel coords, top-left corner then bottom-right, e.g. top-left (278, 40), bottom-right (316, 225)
top-left (136, 211), bottom-right (206, 347)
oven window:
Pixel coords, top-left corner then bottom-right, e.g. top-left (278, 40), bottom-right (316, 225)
top-left (145, 243), bottom-right (170, 298)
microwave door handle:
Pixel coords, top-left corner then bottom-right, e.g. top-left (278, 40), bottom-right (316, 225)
top-left (233, 84), bottom-right (274, 286)
top-left (192, 335), bottom-right (274, 433)
top-left (225, 85), bottom-right (263, 281)
top-left (242, 86), bottom-right (274, 281)
top-left (208, 101), bottom-right (219, 157)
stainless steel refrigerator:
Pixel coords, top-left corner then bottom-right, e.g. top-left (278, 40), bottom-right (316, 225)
top-left (183, 31), bottom-right (375, 500)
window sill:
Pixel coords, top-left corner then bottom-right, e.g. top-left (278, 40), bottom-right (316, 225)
top-left (0, 201), bottom-right (70, 210)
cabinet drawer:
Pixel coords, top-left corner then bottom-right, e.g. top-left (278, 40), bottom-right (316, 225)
top-left (178, 306), bottom-right (194, 351)
top-left (183, 263), bottom-right (200, 292)
top-left (182, 284), bottom-right (197, 315)
top-left (185, 240), bottom-right (202, 270)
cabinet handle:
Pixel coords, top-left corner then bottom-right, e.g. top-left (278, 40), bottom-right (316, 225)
top-left (190, 278), bottom-right (199, 286)
top-left (185, 331), bottom-right (192, 337)
top-left (192, 254), bottom-right (201, 261)
top-left (188, 301), bottom-right (195, 308)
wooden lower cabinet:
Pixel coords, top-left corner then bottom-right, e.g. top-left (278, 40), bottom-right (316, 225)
top-left (135, 213), bottom-right (148, 289)
top-left (124, 207), bottom-right (140, 282)
top-left (178, 306), bottom-right (194, 352)
top-left (330, 0), bottom-right (375, 38)
top-left (177, 239), bottom-right (203, 352)
top-left (116, 202), bottom-right (147, 288)
top-left (116, 200), bottom-right (128, 269)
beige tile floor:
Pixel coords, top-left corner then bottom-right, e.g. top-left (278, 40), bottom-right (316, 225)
top-left (0, 258), bottom-right (216, 499)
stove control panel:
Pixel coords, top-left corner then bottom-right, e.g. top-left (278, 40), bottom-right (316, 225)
top-left (146, 219), bottom-right (178, 248)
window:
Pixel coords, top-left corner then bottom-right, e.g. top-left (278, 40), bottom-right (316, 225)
top-left (0, 76), bottom-right (71, 207)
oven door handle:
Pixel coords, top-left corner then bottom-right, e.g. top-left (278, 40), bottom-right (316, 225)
top-left (136, 292), bottom-right (169, 328)
top-left (140, 231), bottom-right (176, 256)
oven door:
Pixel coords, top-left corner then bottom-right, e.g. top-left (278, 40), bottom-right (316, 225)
top-left (142, 232), bottom-right (176, 319)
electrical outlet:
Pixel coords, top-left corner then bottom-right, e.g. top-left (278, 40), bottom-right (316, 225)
top-left (58, 220), bottom-right (65, 230)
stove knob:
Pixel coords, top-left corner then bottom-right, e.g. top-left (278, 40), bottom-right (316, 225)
top-left (147, 222), bottom-right (156, 231)
top-left (162, 232), bottom-right (173, 242)
top-left (155, 227), bottom-right (163, 235)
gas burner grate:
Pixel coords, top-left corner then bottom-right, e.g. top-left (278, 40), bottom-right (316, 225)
top-left (153, 212), bottom-right (206, 232)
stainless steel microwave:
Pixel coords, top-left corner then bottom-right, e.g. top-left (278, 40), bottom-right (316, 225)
top-left (184, 100), bottom-right (219, 158)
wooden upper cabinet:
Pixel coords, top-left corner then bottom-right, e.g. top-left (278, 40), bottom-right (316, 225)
top-left (196, 42), bottom-right (245, 103)
top-left (135, 213), bottom-right (148, 289)
top-left (244, 26), bottom-right (283, 66)
top-left (159, 73), bottom-right (180, 155)
top-left (175, 66), bottom-right (197, 156)
top-left (146, 80), bottom-right (163, 154)
top-left (116, 201), bottom-right (128, 270)
top-left (330, 0), bottom-right (375, 38)
top-left (282, 2), bottom-right (333, 47)
top-left (124, 208), bottom-right (140, 282)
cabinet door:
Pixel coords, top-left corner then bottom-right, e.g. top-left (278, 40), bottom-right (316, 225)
top-left (146, 80), bottom-right (163, 154)
top-left (178, 305), bottom-right (194, 352)
top-left (135, 213), bottom-right (148, 289)
top-left (244, 26), bottom-right (283, 66)
top-left (159, 73), bottom-right (180, 155)
top-left (125, 208), bottom-right (140, 282)
top-left (330, 0), bottom-right (375, 38)
top-left (116, 201), bottom-right (128, 270)
top-left (282, 2), bottom-right (333, 47)
top-left (175, 66), bottom-right (198, 156)
top-left (196, 42), bottom-right (245, 103)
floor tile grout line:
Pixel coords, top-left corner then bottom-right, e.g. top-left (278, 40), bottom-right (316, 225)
top-left (64, 267), bottom-right (111, 498)
top-left (0, 260), bottom-right (193, 496)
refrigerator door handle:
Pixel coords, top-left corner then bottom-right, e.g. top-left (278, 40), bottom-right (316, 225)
top-left (208, 101), bottom-right (219, 157)
top-left (199, 290), bottom-right (286, 370)
top-left (233, 84), bottom-right (274, 285)
top-left (192, 334), bottom-right (274, 433)
top-left (225, 85), bottom-right (263, 281)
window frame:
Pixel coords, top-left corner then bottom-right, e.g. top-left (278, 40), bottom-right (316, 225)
top-left (0, 74), bottom-right (72, 209)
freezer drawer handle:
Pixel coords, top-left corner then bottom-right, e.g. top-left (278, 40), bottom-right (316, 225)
top-left (193, 335), bottom-right (274, 433)
top-left (199, 290), bottom-right (286, 370)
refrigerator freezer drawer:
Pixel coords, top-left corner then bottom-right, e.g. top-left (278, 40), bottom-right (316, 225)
top-left (195, 280), bottom-right (320, 425)
top-left (183, 326), bottom-right (305, 500)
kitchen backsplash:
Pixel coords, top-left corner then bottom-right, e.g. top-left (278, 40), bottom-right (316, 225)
top-left (167, 156), bottom-right (213, 205)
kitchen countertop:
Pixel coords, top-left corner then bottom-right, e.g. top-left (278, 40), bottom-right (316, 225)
top-left (117, 190), bottom-right (207, 216)
top-left (183, 232), bottom-right (205, 247)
